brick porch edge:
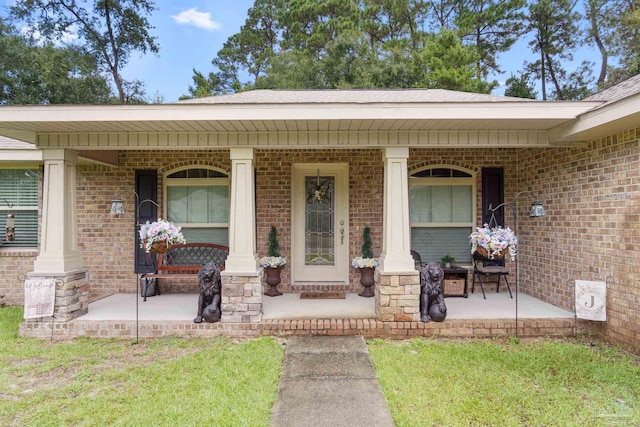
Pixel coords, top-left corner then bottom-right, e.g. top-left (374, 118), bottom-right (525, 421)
top-left (19, 317), bottom-right (593, 340)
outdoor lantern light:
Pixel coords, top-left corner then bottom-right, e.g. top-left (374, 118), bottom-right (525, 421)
top-left (110, 199), bottom-right (125, 215)
top-left (6, 213), bottom-right (15, 241)
top-left (529, 201), bottom-right (546, 217)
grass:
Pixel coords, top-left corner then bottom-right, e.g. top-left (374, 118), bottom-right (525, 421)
top-left (3, 306), bottom-right (640, 427)
top-left (0, 307), bottom-right (284, 427)
top-left (368, 337), bottom-right (640, 427)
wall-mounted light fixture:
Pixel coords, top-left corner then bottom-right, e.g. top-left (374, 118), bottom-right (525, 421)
top-left (4, 200), bottom-right (15, 242)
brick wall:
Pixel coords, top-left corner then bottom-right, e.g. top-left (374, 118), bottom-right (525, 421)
top-left (76, 150), bottom-right (231, 298)
top-left (0, 250), bottom-right (37, 305)
top-left (519, 127), bottom-right (640, 352)
top-left (255, 149), bottom-right (384, 293)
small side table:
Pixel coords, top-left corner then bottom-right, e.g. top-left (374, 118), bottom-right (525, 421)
top-left (442, 266), bottom-right (468, 298)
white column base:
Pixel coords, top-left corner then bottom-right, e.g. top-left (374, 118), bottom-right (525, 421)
top-left (378, 253), bottom-right (416, 274)
top-left (223, 254), bottom-right (260, 276)
top-left (33, 253), bottom-right (86, 275)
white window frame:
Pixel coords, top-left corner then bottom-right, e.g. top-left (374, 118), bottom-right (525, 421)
top-left (0, 167), bottom-right (39, 248)
top-left (163, 166), bottom-right (230, 236)
top-left (409, 165), bottom-right (476, 262)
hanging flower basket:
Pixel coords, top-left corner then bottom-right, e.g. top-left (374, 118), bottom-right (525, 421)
top-left (475, 245), bottom-right (508, 260)
top-left (139, 219), bottom-right (186, 253)
top-left (469, 224), bottom-right (518, 260)
top-left (144, 239), bottom-right (172, 254)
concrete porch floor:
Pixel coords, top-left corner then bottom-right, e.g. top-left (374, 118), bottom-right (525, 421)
top-left (77, 291), bottom-right (574, 321)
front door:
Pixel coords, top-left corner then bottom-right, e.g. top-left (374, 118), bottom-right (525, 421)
top-left (292, 163), bottom-right (349, 284)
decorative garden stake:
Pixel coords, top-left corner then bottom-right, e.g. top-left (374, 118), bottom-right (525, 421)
top-left (260, 226), bottom-right (286, 297)
top-left (352, 226), bottom-right (378, 297)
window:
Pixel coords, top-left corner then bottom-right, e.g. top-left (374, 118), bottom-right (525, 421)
top-left (164, 168), bottom-right (229, 245)
top-left (0, 169), bottom-right (39, 248)
top-left (410, 166), bottom-right (475, 264)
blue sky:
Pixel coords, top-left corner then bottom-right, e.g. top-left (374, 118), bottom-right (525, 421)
top-left (123, 1), bottom-right (257, 102)
top-left (3, 0), bottom-right (600, 102)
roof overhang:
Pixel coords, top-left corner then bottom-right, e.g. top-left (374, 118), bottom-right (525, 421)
top-left (0, 99), bottom-right (604, 149)
top-left (549, 92), bottom-right (640, 143)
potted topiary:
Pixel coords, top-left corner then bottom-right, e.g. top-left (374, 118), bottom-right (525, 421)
top-left (441, 253), bottom-right (456, 268)
top-left (259, 226), bottom-right (286, 297)
top-left (351, 226), bottom-right (378, 297)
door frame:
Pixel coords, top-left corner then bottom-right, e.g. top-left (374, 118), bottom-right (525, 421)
top-left (291, 163), bottom-right (349, 284)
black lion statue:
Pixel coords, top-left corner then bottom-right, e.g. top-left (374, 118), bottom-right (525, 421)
top-left (194, 262), bottom-right (222, 323)
top-left (420, 262), bottom-right (447, 322)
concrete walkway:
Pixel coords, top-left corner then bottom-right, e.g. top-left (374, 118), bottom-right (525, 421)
top-left (270, 336), bottom-right (395, 427)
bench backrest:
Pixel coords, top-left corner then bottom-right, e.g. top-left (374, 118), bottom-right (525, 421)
top-left (157, 243), bottom-right (229, 273)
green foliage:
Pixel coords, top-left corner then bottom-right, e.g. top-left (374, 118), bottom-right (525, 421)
top-left (9, 0), bottom-right (158, 104)
top-left (369, 338), bottom-right (640, 426)
top-left (268, 225), bottom-right (281, 257)
top-left (441, 253), bottom-right (456, 264)
top-left (361, 226), bottom-right (373, 258)
top-left (504, 73), bottom-right (538, 99)
top-left (0, 19), bottom-right (111, 104)
top-left (524, 0), bottom-right (584, 100)
top-left (0, 307), bottom-right (283, 426)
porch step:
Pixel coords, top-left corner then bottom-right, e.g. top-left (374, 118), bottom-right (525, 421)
top-left (291, 282), bottom-right (350, 293)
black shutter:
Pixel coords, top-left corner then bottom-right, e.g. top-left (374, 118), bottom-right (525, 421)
top-left (481, 167), bottom-right (504, 227)
top-left (135, 170), bottom-right (158, 274)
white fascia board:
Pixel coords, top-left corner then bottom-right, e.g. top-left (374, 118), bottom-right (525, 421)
top-left (0, 149), bottom-right (43, 162)
top-left (549, 94), bottom-right (640, 142)
top-left (0, 101), bottom-right (602, 126)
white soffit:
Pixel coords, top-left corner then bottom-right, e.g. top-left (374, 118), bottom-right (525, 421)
top-left (0, 101), bottom-right (601, 136)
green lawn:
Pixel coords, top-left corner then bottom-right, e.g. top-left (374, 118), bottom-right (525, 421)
top-left (0, 307), bottom-right (284, 427)
top-left (3, 306), bottom-right (640, 427)
top-left (368, 337), bottom-right (640, 427)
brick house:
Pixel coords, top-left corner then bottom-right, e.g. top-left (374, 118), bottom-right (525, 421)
top-left (0, 76), bottom-right (638, 350)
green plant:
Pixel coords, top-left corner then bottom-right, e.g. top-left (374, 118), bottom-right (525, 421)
top-left (268, 226), bottom-right (281, 257)
top-left (441, 253), bottom-right (456, 264)
top-left (361, 226), bottom-right (373, 258)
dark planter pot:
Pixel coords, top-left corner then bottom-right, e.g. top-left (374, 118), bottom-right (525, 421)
top-left (358, 267), bottom-right (376, 298)
top-left (264, 266), bottom-right (283, 297)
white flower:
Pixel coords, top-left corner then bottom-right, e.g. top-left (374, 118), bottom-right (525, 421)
top-left (138, 219), bottom-right (186, 253)
top-left (352, 257), bottom-right (379, 268)
top-left (469, 224), bottom-right (518, 260)
top-left (259, 256), bottom-right (286, 268)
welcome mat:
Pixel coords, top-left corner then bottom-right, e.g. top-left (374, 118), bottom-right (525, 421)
top-left (300, 292), bottom-right (346, 300)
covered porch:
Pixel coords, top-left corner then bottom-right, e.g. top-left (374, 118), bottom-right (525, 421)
top-left (19, 290), bottom-right (582, 340)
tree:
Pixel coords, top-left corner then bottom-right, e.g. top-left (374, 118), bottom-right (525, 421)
top-left (186, 0), bottom-right (499, 96)
top-left (10, 0), bottom-right (159, 104)
top-left (0, 18), bottom-right (111, 104)
top-left (414, 30), bottom-right (497, 92)
top-left (603, 0), bottom-right (640, 85)
top-left (455, 0), bottom-right (527, 79)
top-left (524, 0), bottom-right (588, 100)
top-left (504, 73), bottom-right (538, 98)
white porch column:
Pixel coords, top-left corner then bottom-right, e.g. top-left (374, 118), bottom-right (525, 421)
top-left (378, 147), bottom-right (415, 273)
top-left (33, 149), bottom-right (85, 274)
top-left (224, 147), bottom-right (259, 275)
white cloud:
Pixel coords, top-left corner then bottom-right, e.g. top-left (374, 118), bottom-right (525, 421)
top-left (20, 24), bottom-right (80, 47)
top-left (171, 8), bottom-right (221, 31)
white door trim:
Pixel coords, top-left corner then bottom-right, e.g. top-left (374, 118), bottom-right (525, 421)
top-left (291, 163), bottom-right (349, 284)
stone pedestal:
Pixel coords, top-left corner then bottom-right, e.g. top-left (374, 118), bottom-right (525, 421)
top-left (26, 270), bottom-right (89, 322)
top-left (221, 272), bottom-right (263, 323)
top-left (376, 271), bottom-right (420, 322)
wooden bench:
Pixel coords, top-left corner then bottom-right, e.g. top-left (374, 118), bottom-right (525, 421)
top-left (140, 243), bottom-right (229, 301)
